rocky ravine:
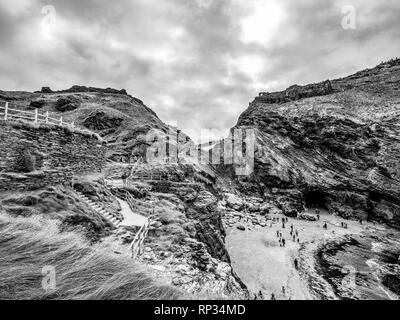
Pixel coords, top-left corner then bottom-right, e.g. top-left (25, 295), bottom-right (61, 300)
top-left (224, 58), bottom-right (400, 228)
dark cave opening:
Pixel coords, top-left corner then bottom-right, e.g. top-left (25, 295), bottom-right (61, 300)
top-left (369, 191), bottom-right (381, 203)
top-left (303, 190), bottom-right (327, 209)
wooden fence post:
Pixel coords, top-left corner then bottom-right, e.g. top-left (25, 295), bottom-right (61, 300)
top-left (4, 102), bottom-right (8, 120)
top-left (34, 108), bottom-right (38, 123)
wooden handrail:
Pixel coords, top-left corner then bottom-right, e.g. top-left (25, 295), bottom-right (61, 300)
top-left (0, 102), bottom-right (74, 128)
top-left (102, 178), bottom-right (151, 259)
top-left (129, 219), bottom-right (150, 259)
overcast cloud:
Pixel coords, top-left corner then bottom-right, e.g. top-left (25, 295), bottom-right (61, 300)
top-left (0, 0), bottom-right (399, 141)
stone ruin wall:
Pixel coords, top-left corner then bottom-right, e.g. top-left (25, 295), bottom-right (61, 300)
top-left (255, 80), bottom-right (333, 104)
top-left (0, 120), bottom-right (107, 191)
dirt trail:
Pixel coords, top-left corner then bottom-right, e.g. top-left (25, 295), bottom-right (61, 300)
top-left (225, 208), bottom-right (371, 300)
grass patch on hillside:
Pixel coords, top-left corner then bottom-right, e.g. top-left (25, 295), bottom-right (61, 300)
top-left (0, 213), bottom-right (181, 300)
top-left (0, 186), bottom-right (111, 242)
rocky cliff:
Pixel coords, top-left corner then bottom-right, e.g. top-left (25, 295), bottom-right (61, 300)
top-left (228, 59), bottom-right (400, 228)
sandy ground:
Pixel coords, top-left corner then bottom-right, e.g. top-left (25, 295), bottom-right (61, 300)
top-left (116, 198), bottom-right (148, 227)
top-left (225, 208), bottom-right (381, 300)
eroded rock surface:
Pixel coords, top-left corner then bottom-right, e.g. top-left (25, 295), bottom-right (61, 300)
top-left (225, 59), bottom-right (400, 228)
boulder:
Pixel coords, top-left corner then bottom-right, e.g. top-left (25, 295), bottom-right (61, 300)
top-left (82, 110), bottom-right (124, 131)
top-left (236, 224), bottom-right (246, 231)
top-left (225, 193), bottom-right (244, 211)
top-left (299, 213), bottom-right (318, 221)
top-left (29, 100), bottom-right (46, 109)
top-left (40, 86), bottom-right (53, 93)
top-left (55, 97), bottom-right (79, 112)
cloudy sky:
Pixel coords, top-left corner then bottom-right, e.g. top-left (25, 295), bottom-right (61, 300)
top-left (0, 0), bottom-right (399, 141)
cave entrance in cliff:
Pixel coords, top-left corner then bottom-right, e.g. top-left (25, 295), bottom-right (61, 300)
top-left (303, 190), bottom-right (327, 209)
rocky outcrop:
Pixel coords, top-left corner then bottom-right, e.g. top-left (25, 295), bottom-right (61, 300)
top-left (29, 99), bottom-right (46, 109)
top-left (38, 85), bottom-right (128, 96)
top-left (82, 110), bottom-right (124, 132)
top-left (315, 231), bottom-right (400, 299)
top-left (225, 59), bottom-right (400, 228)
top-left (55, 96), bottom-right (80, 112)
top-left (254, 58), bottom-right (400, 105)
top-left (255, 80), bottom-right (333, 104)
top-left (148, 179), bottom-right (230, 262)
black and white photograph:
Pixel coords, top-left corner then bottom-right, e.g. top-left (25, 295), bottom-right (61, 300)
top-left (0, 0), bottom-right (399, 310)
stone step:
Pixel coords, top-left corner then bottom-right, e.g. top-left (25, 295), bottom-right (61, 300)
top-left (75, 191), bottom-right (123, 229)
top-left (76, 192), bottom-right (118, 223)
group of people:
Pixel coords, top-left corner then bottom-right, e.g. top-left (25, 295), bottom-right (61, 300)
top-left (276, 229), bottom-right (286, 246)
top-left (276, 216), bottom-right (301, 247)
top-left (263, 284), bottom-right (292, 300)
top-left (262, 207), bottom-right (362, 301)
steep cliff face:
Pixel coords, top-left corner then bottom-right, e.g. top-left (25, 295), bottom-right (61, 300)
top-left (232, 59), bottom-right (400, 227)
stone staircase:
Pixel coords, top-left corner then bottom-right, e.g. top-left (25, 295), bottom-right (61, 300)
top-left (75, 189), bottom-right (152, 254)
top-left (75, 191), bottom-right (122, 228)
